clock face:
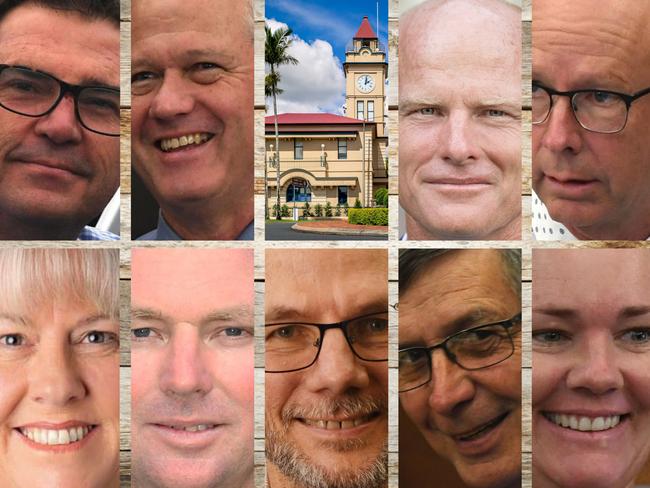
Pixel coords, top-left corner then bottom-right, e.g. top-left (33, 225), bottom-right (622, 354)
top-left (357, 74), bottom-right (375, 93)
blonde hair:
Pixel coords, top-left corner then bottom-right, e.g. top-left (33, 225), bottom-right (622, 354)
top-left (0, 248), bottom-right (119, 318)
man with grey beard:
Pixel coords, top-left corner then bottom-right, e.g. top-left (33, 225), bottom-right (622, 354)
top-left (265, 249), bottom-right (389, 488)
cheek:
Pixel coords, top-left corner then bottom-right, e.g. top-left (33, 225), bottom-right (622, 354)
top-left (210, 350), bottom-right (254, 406)
top-left (0, 364), bottom-right (26, 422)
top-left (400, 392), bottom-right (430, 428)
top-left (81, 355), bottom-right (119, 415)
top-left (265, 375), bottom-right (298, 421)
top-left (130, 349), bottom-right (160, 407)
top-left (532, 353), bottom-right (564, 407)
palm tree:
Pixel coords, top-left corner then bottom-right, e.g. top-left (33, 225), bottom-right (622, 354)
top-left (265, 25), bottom-right (298, 219)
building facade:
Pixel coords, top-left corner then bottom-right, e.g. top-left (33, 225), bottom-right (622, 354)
top-left (266, 17), bottom-right (388, 215)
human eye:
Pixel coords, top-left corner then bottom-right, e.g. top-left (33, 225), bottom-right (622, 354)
top-left (0, 333), bottom-right (24, 346)
top-left (590, 90), bottom-right (618, 105)
top-left (189, 62), bottom-right (222, 84)
top-left (131, 326), bottom-right (164, 344)
top-left (207, 326), bottom-right (253, 347)
top-left (617, 328), bottom-right (650, 351)
top-left (131, 71), bottom-right (159, 95)
top-left (399, 347), bottom-right (427, 366)
top-left (267, 325), bottom-right (297, 340)
top-left (80, 330), bottom-right (118, 345)
top-left (532, 328), bottom-right (571, 351)
top-left (418, 107), bottom-right (442, 116)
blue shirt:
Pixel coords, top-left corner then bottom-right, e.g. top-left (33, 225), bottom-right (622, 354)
top-left (78, 226), bottom-right (119, 241)
top-left (136, 213), bottom-right (254, 241)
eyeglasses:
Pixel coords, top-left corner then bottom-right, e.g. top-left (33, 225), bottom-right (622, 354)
top-left (265, 312), bottom-right (388, 373)
top-left (398, 313), bottom-right (521, 393)
top-left (532, 82), bottom-right (650, 134)
top-left (0, 65), bottom-right (120, 137)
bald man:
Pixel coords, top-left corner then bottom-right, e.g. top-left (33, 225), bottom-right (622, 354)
top-left (399, 0), bottom-right (522, 241)
top-left (532, 0), bottom-right (650, 240)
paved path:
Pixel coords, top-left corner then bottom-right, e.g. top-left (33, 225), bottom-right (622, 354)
top-left (265, 221), bottom-right (387, 241)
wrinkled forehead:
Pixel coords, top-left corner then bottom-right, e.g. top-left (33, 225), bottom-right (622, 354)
top-left (533, 0), bottom-right (650, 85)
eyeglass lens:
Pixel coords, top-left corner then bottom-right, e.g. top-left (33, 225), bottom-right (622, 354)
top-left (0, 67), bottom-right (120, 135)
top-left (532, 85), bottom-right (628, 133)
top-left (398, 318), bottom-right (518, 392)
top-left (265, 313), bottom-right (388, 372)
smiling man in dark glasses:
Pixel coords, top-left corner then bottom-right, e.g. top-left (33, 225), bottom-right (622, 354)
top-left (265, 249), bottom-right (389, 488)
top-left (0, 0), bottom-right (120, 240)
top-left (399, 249), bottom-right (522, 488)
top-left (532, 0), bottom-right (650, 240)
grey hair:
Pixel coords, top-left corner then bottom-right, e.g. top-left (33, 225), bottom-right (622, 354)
top-left (0, 0), bottom-right (119, 25)
top-left (399, 249), bottom-right (521, 299)
top-left (0, 248), bottom-right (119, 318)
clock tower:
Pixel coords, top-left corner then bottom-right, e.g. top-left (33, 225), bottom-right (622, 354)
top-left (344, 16), bottom-right (387, 137)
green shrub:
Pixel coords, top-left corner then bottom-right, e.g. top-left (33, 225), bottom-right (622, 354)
top-left (335, 203), bottom-right (342, 216)
top-left (354, 198), bottom-right (362, 208)
top-left (324, 201), bottom-right (333, 217)
top-left (348, 208), bottom-right (388, 226)
top-left (281, 204), bottom-right (290, 218)
top-left (302, 202), bottom-right (312, 217)
top-left (314, 203), bottom-right (323, 217)
top-left (343, 202), bottom-right (349, 216)
top-left (374, 188), bottom-right (388, 207)
top-left (272, 204), bottom-right (280, 218)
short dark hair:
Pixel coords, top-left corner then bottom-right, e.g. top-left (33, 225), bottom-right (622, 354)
top-left (399, 249), bottom-right (521, 299)
top-left (0, 0), bottom-right (119, 25)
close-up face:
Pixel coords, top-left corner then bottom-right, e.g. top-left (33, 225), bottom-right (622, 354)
top-left (399, 0), bottom-right (521, 240)
top-left (399, 250), bottom-right (522, 488)
top-left (532, 249), bottom-right (650, 488)
top-left (265, 249), bottom-right (388, 488)
top-left (131, 248), bottom-right (254, 488)
top-left (0, 255), bottom-right (119, 487)
top-left (0, 5), bottom-right (119, 228)
top-left (131, 0), bottom-right (253, 210)
top-left (532, 0), bottom-right (650, 240)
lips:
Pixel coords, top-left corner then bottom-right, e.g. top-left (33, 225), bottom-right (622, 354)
top-left (154, 423), bottom-right (218, 432)
top-left (299, 413), bottom-right (378, 430)
top-left (453, 411), bottom-right (510, 442)
top-left (156, 132), bottom-right (214, 152)
top-left (424, 177), bottom-right (492, 185)
top-left (18, 425), bottom-right (96, 445)
top-left (543, 412), bottom-right (627, 432)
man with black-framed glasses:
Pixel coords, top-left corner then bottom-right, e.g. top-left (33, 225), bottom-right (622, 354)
top-left (265, 249), bottom-right (389, 488)
top-left (0, 0), bottom-right (120, 240)
top-left (532, 0), bottom-right (650, 241)
top-left (399, 249), bottom-right (522, 488)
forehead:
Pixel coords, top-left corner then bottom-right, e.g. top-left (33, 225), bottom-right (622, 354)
top-left (132, 0), bottom-right (250, 60)
top-left (131, 249), bottom-right (253, 319)
top-left (265, 250), bottom-right (388, 320)
top-left (533, 0), bottom-right (650, 89)
top-left (400, 0), bottom-right (520, 84)
top-left (533, 249), bottom-right (650, 311)
top-left (0, 4), bottom-right (119, 85)
top-left (400, 251), bottom-right (518, 335)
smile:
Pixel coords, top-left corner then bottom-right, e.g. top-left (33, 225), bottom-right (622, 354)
top-left (455, 412), bottom-right (509, 442)
top-left (162, 424), bottom-right (217, 432)
top-left (300, 414), bottom-right (377, 430)
top-left (18, 425), bottom-right (96, 446)
top-left (158, 133), bottom-right (213, 152)
top-left (544, 413), bottom-right (626, 432)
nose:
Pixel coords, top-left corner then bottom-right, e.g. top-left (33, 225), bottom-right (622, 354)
top-left (428, 349), bottom-right (476, 416)
top-left (303, 328), bottom-right (370, 395)
top-left (438, 111), bottom-right (481, 164)
top-left (536, 96), bottom-right (584, 155)
top-left (29, 342), bottom-right (87, 406)
top-left (33, 94), bottom-right (83, 144)
top-left (148, 71), bottom-right (195, 120)
top-left (566, 335), bottom-right (624, 395)
top-left (158, 323), bottom-right (213, 397)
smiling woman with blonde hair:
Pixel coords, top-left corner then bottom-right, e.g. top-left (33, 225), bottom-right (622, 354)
top-left (0, 248), bottom-right (120, 488)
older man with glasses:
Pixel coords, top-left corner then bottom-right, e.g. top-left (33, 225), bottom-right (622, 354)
top-left (398, 249), bottom-right (522, 488)
top-left (532, 0), bottom-right (650, 240)
top-left (265, 249), bottom-right (389, 488)
top-left (0, 0), bottom-right (120, 240)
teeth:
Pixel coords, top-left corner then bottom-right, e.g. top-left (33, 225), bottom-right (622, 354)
top-left (160, 133), bottom-right (211, 152)
top-left (19, 426), bottom-right (93, 445)
top-left (303, 416), bottom-right (370, 429)
top-left (169, 424), bottom-right (214, 432)
top-left (548, 413), bottom-right (621, 432)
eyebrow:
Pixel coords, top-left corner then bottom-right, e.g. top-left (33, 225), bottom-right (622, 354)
top-left (618, 306), bottom-right (650, 319)
top-left (266, 300), bottom-right (387, 324)
top-left (533, 307), bottom-right (577, 320)
top-left (0, 313), bottom-right (29, 327)
top-left (131, 306), bottom-right (253, 326)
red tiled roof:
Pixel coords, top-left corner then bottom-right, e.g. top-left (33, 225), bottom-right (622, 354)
top-left (354, 16), bottom-right (377, 39)
top-left (265, 113), bottom-right (367, 125)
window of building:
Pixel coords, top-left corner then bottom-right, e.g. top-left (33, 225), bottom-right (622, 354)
top-left (367, 100), bottom-right (374, 121)
top-left (338, 139), bottom-right (347, 160)
top-left (357, 100), bottom-right (364, 120)
top-left (287, 180), bottom-right (311, 202)
top-left (338, 186), bottom-right (348, 204)
top-left (294, 140), bottom-right (303, 160)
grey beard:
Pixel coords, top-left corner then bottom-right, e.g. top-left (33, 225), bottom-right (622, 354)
top-left (266, 396), bottom-right (388, 488)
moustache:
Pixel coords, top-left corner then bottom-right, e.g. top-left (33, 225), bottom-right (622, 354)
top-left (281, 394), bottom-right (387, 424)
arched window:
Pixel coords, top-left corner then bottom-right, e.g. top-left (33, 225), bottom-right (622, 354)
top-left (286, 179), bottom-right (311, 202)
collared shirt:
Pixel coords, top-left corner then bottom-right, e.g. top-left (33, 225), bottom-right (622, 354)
top-left (532, 190), bottom-right (650, 241)
top-left (78, 225), bottom-right (119, 241)
top-left (136, 213), bottom-right (254, 241)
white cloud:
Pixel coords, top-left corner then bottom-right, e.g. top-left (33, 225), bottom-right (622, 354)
top-left (266, 18), bottom-right (346, 115)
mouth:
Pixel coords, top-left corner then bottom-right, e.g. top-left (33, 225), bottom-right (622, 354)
top-left (543, 412), bottom-right (629, 432)
top-left (16, 424), bottom-right (97, 446)
top-left (298, 412), bottom-right (380, 430)
top-left (454, 411), bottom-right (510, 442)
top-left (156, 133), bottom-right (214, 152)
top-left (155, 423), bottom-right (219, 432)
top-left (426, 178), bottom-right (491, 186)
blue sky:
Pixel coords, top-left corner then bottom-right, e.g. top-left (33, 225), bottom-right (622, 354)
top-left (266, 0), bottom-right (388, 61)
top-left (266, 0), bottom-right (388, 114)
